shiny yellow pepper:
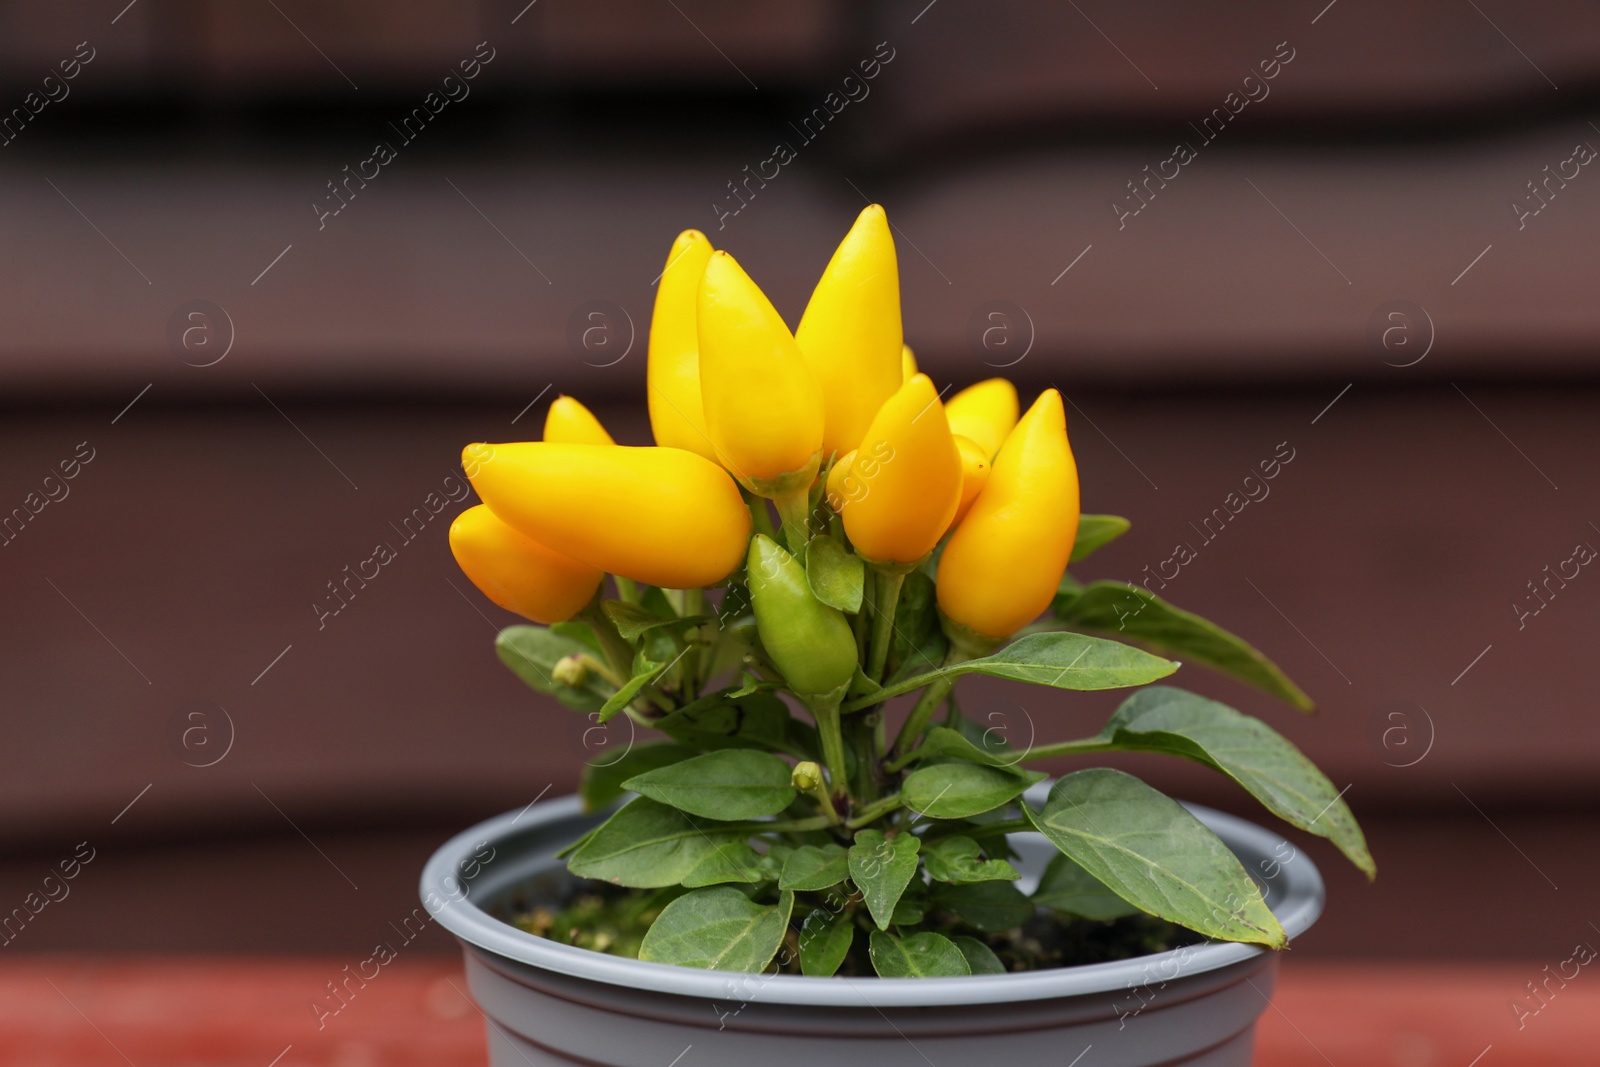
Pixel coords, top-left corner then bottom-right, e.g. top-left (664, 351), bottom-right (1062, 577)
top-left (448, 505), bottom-right (603, 624)
top-left (646, 229), bottom-right (718, 463)
top-left (696, 250), bottom-right (825, 493)
top-left (544, 395), bottom-right (614, 446)
top-left (463, 441), bottom-right (751, 589)
top-left (944, 377), bottom-right (1019, 459)
top-left (947, 434), bottom-right (991, 532)
top-left (936, 388), bottom-right (1080, 640)
top-left (837, 372), bottom-right (962, 567)
top-left (795, 204), bottom-right (904, 460)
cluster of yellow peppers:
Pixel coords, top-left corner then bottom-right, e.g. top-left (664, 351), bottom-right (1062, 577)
top-left (450, 205), bottom-right (1080, 679)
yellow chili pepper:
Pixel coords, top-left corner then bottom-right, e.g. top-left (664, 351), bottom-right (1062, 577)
top-left (840, 373), bottom-right (962, 566)
top-left (696, 250), bottom-right (825, 493)
top-left (936, 389), bottom-right (1080, 640)
top-left (944, 377), bottom-right (1019, 459)
top-left (947, 434), bottom-right (991, 532)
top-left (543, 395), bottom-right (614, 446)
top-left (901, 344), bottom-right (917, 384)
top-left (795, 204), bottom-right (904, 459)
top-left (646, 229), bottom-right (719, 462)
top-left (463, 441), bottom-right (751, 589)
top-left (449, 505), bottom-right (603, 624)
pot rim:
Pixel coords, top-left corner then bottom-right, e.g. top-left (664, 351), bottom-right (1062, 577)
top-left (420, 786), bottom-right (1324, 1009)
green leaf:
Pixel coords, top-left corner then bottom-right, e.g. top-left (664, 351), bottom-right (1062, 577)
top-left (922, 836), bottom-right (1021, 884)
top-left (848, 830), bottom-right (921, 931)
top-left (682, 842), bottom-right (767, 887)
top-left (779, 844), bottom-right (849, 891)
top-left (1032, 853), bottom-right (1142, 920)
top-left (935, 880), bottom-right (1034, 932)
top-left (1070, 514), bottom-right (1132, 562)
top-left (550, 619), bottom-right (603, 655)
top-left (1025, 769), bottom-right (1286, 947)
top-left (799, 907), bottom-right (855, 977)
top-left (805, 537), bottom-right (865, 613)
top-left (596, 657), bottom-right (669, 723)
top-left (602, 599), bottom-right (706, 641)
top-left (868, 930), bottom-right (970, 978)
top-left (889, 570), bottom-right (946, 681)
top-left (566, 797), bottom-right (740, 888)
top-left (579, 743), bottom-right (697, 812)
top-left (1052, 581), bottom-right (1312, 711)
top-left (903, 763), bottom-right (1045, 820)
top-left (1101, 686), bottom-right (1373, 877)
top-left (652, 689), bottom-right (793, 751)
top-left (904, 725), bottom-right (1018, 769)
top-left (495, 626), bottom-right (613, 712)
top-left (855, 631), bottom-right (1178, 709)
top-left (624, 749), bottom-right (796, 820)
top-left (953, 935), bottom-right (1006, 975)
top-left (890, 878), bottom-right (929, 925)
top-left (638, 887), bottom-right (794, 972)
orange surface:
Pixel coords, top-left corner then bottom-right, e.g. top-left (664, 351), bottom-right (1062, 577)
top-left (0, 957), bottom-right (1594, 1066)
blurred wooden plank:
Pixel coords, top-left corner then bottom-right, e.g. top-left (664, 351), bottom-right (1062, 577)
top-left (0, 958), bottom-right (1593, 1065)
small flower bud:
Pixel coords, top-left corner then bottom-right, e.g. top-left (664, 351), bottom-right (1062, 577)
top-left (552, 655), bottom-right (589, 688)
top-left (791, 761), bottom-right (824, 793)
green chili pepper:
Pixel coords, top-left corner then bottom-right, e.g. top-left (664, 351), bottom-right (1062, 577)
top-left (746, 534), bottom-right (857, 702)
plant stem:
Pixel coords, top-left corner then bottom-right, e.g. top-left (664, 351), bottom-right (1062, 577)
top-left (746, 492), bottom-right (778, 540)
top-left (890, 674), bottom-right (953, 760)
top-left (773, 485), bottom-right (812, 553)
top-left (614, 576), bottom-right (640, 604)
top-left (808, 692), bottom-right (851, 804)
top-left (1013, 736), bottom-right (1116, 762)
top-left (844, 792), bottom-right (904, 829)
top-left (866, 567), bottom-right (906, 681)
top-left (842, 712), bottom-right (878, 805)
top-left (680, 587), bottom-right (708, 696)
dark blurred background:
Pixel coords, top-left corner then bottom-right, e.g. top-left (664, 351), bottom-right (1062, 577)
top-left (3, 0), bottom-right (1597, 965)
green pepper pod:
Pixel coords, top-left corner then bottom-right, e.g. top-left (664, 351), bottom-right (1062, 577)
top-left (746, 534), bottom-right (857, 701)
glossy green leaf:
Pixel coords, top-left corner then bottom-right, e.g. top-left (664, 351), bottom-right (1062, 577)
top-left (652, 690), bottom-right (792, 751)
top-left (903, 725), bottom-right (1018, 769)
top-left (854, 631), bottom-right (1178, 710)
top-left (922, 836), bottom-right (1021, 884)
top-left (602, 599), bottom-right (707, 641)
top-left (566, 797), bottom-right (740, 888)
top-left (805, 537), bottom-right (865, 613)
top-left (798, 906), bottom-right (855, 977)
top-left (848, 830), bottom-right (921, 931)
top-left (579, 743), bottom-right (697, 812)
top-left (596, 657), bottom-right (668, 723)
top-left (903, 763), bottom-right (1045, 820)
top-left (953, 935), bottom-right (1007, 975)
top-left (1101, 687), bottom-right (1372, 877)
top-left (1025, 769), bottom-right (1285, 947)
top-left (495, 626), bottom-right (612, 712)
top-left (1052, 581), bottom-right (1312, 711)
top-left (638, 888), bottom-right (793, 972)
top-left (933, 880), bottom-right (1034, 932)
top-left (682, 842), bottom-right (767, 887)
top-left (1070, 514), bottom-right (1132, 563)
top-left (1032, 853), bottom-right (1141, 920)
top-left (868, 930), bottom-right (970, 978)
top-left (779, 844), bottom-right (849, 891)
top-left (624, 749), bottom-right (796, 820)
top-left (889, 569), bottom-right (945, 682)
top-left (890, 878), bottom-right (929, 926)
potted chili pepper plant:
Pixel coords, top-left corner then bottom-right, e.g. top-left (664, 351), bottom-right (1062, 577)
top-left (422, 206), bottom-right (1372, 1066)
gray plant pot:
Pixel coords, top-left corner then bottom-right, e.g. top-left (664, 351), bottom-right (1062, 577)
top-left (421, 786), bottom-right (1323, 1067)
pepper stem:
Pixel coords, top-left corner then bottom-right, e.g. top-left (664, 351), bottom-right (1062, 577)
top-left (866, 567), bottom-right (906, 681)
top-left (807, 691), bottom-right (851, 805)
